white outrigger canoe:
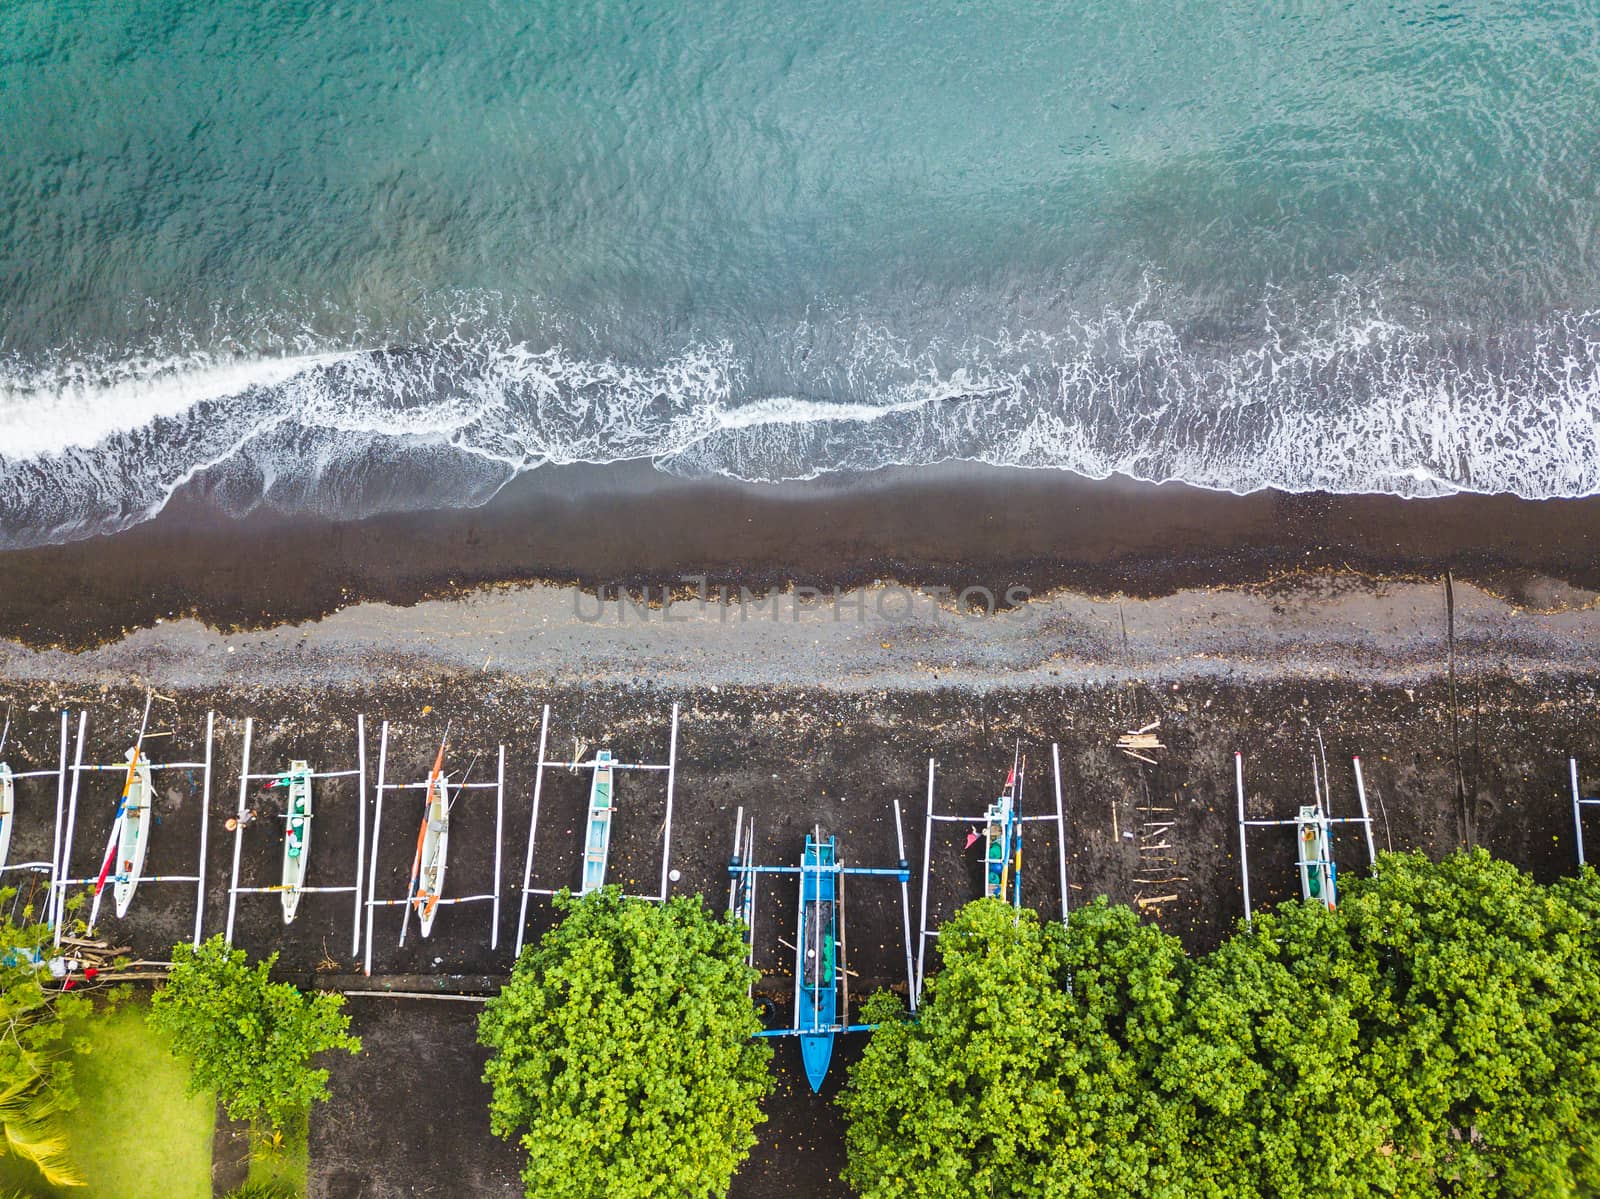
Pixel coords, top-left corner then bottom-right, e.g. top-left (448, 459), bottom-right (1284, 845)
top-left (113, 749), bottom-right (153, 919)
top-left (412, 770), bottom-right (450, 938)
top-left (279, 761), bottom-right (314, 924)
top-left (0, 762), bottom-right (13, 875)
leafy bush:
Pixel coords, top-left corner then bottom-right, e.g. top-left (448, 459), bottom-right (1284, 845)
top-left (840, 851), bottom-right (1600, 1199)
top-left (840, 901), bottom-right (1072, 1198)
top-left (479, 888), bottom-right (771, 1199)
top-left (148, 936), bottom-right (359, 1133)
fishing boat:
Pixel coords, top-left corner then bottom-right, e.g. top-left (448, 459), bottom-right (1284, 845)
top-left (279, 761), bottom-right (314, 924)
top-left (728, 804), bottom-right (915, 1097)
top-left (1295, 804), bottom-right (1336, 908)
top-left (797, 831), bottom-right (840, 1093)
top-left (0, 762), bottom-right (13, 875)
top-left (579, 750), bottom-right (615, 894)
top-left (982, 760), bottom-right (1022, 904)
top-left (113, 748), bottom-right (153, 919)
top-left (412, 769), bottom-right (450, 937)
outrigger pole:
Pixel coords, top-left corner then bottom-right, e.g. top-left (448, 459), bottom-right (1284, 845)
top-left (1572, 758), bottom-right (1600, 868)
top-left (1235, 747), bottom-right (1377, 924)
top-left (513, 703), bottom-right (680, 957)
top-left (54, 706), bottom-right (214, 943)
top-left (225, 716), bottom-right (369, 956)
top-left (0, 711), bottom-right (73, 892)
top-left (364, 723), bottom-right (505, 976)
top-left (914, 745), bottom-right (1070, 1001)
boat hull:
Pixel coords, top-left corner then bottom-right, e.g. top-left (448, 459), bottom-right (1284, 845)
top-left (797, 834), bottom-right (839, 1092)
top-left (113, 757), bottom-right (153, 919)
top-left (280, 761), bottom-right (313, 924)
top-left (579, 752), bottom-right (614, 894)
top-left (415, 775), bottom-right (449, 938)
top-left (1295, 804), bottom-right (1337, 908)
top-left (800, 1033), bottom-right (835, 1093)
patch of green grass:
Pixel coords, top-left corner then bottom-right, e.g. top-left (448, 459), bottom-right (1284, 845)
top-left (0, 1001), bottom-right (215, 1199)
top-left (245, 1107), bottom-right (308, 1196)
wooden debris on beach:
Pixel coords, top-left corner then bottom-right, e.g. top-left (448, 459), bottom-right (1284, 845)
top-left (55, 934), bottom-right (169, 982)
top-left (1132, 784), bottom-right (1187, 903)
top-left (1117, 719), bottom-right (1165, 764)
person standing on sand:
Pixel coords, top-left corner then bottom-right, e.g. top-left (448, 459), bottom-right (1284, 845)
top-left (225, 809), bottom-right (258, 832)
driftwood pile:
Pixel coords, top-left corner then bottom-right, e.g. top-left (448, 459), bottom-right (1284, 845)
top-left (1116, 720), bottom-right (1165, 765)
top-left (55, 934), bottom-right (169, 983)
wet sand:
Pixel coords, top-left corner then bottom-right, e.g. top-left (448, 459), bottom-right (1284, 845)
top-left (4, 462), bottom-right (1600, 647)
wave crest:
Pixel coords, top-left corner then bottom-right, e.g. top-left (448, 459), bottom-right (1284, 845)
top-left (2, 287), bottom-right (1598, 548)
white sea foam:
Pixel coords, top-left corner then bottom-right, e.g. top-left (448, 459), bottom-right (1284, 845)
top-left (1, 288), bottom-right (1598, 549)
top-left (0, 351), bottom-right (355, 459)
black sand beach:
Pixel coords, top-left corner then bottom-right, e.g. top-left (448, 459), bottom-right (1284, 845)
top-left (2, 464), bottom-right (1598, 1197)
top-left (4, 463), bottom-right (1600, 647)
top-left (1, 665), bottom-right (1595, 1198)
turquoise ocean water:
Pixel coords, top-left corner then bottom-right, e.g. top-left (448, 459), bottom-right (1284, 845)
top-left (2, 1), bottom-right (1599, 545)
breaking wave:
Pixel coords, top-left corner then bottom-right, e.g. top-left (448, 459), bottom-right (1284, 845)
top-left (1, 286), bottom-right (1598, 549)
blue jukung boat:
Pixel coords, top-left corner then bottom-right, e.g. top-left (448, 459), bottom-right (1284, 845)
top-left (797, 832), bottom-right (838, 1092)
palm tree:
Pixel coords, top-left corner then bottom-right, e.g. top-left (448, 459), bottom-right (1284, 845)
top-left (0, 1068), bottom-right (82, 1188)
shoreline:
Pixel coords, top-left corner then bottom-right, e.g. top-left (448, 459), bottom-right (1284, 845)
top-left (4, 462), bottom-right (1600, 648)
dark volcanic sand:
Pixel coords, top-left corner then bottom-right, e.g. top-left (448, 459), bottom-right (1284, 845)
top-left (6, 462), bottom-right (1600, 647)
top-left (2, 672), bottom-right (1595, 1198)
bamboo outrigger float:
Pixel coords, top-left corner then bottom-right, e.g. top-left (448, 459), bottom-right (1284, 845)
top-left (225, 717), bottom-right (368, 954)
top-left (0, 762), bottom-right (13, 876)
top-left (728, 804), bottom-right (916, 1093)
top-left (514, 705), bottom-right (681, 956)
top-left (1235, 737), bottom-right (1378, 924)
top-left (915, 744), bottom-right (1070, 1001)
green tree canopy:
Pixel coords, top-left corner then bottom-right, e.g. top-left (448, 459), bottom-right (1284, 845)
top-left (840, 851), bottom-right (1600, 1199)
top-left (0, 897), bottom-right (92, 1188)
top-left (148, 936), bottom-right (360, 1133)
top-left (1339, 851), bottom-right (1600, 1196)
top-left (478, 888), bottom-right (771, 1199)
top-left (839, 900), bottom-right (1073, 1199)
